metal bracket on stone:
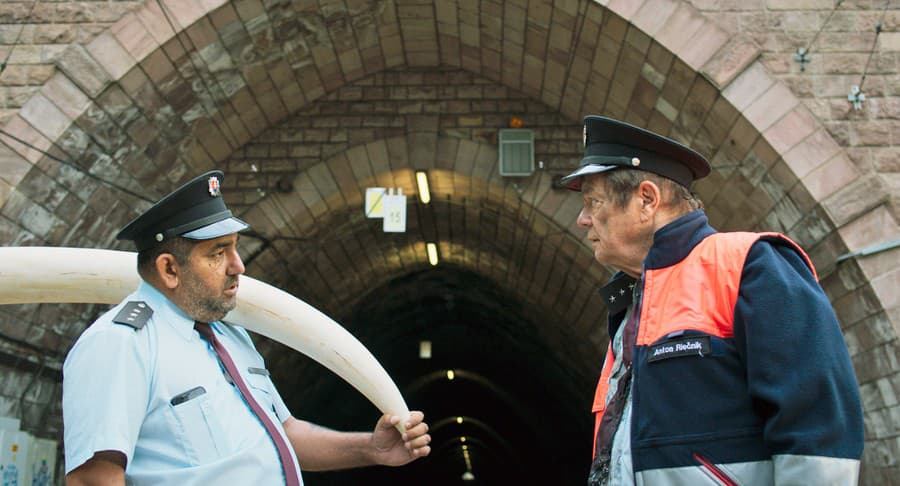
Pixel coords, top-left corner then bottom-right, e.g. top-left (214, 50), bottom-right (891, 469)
top-left (794, 47), bottom-right (811, 71)
top-left (848, 85), bottom-right (866, 111)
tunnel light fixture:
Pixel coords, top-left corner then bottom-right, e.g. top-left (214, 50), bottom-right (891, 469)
top-left (462, 471), bottom-right (475, 481)
top-left (426, 242), bottom-right (439, 266)
top-left (419, 340), bottom-right (432, 359)
top-left (415, 171), bottom-right (431, 204)
top-left (460, 437), bottom-right (467, 443)
top-left (456, 416), bottom-right (464, 424)
top-left (446, 369), bottom-right (455, 380)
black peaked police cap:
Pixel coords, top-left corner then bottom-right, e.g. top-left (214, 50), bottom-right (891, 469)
top-left (117, 170), bottom-right (249, 251)
top-left (560, 116), bottom-right (711, 191)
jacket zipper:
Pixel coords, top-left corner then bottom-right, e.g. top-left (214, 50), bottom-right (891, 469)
top-left (628, 276), bottom-right (644, 485)
top-left (693, 452), bottom-right (739, 486)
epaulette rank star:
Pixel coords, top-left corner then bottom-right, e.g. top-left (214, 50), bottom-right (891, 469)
top-left (599, 275), bottom-right (637, 315)
top-left (113, 301), bottom-right (153, 330)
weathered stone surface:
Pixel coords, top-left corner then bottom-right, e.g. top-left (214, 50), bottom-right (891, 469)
top-left (823, 174), bottom-right (889, 227)
top-left (702, 35), bottom-right (761, 89)
top-left (53, 44), bottom-right (111, 98)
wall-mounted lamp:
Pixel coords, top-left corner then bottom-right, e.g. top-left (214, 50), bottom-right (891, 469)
top-left (426, 242), bottom-right (439, 266)
top-left (415, 171), bottom-right (431, 204)
top-left (446, 369), bottom-right (455, 380)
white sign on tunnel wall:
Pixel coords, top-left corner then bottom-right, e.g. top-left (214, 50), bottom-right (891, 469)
top-left (365, 187), bottom-right (406, 233)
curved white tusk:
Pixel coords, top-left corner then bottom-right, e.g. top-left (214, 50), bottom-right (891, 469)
top-left (0, 246), bottom-right (410, 431)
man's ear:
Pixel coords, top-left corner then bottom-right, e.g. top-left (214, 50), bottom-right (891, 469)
top-left (154, 253), bottom-right (181, 290)
top-left (637, 180), bottom-right (662, 220)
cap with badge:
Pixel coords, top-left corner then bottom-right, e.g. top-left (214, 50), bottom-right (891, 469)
top-left (560, 115), bottom-right (711, 191)
top-left (117, 170), bottom-right (249, 251)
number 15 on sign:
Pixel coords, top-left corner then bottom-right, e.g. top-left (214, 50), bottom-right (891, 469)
top-left (383, 189), bottom-right (406, 233)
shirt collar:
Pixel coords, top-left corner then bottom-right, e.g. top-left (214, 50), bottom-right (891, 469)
top-left (134, 280), bottom-right (206, 342)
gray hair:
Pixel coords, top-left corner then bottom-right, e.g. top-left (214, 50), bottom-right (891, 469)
top-left (602, 169), bottom-right (703, 212)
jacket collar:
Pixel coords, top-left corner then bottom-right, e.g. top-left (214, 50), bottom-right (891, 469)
top-left (599, 210), bottom-right (716, 328)
top-left (644, 209), bottom-right (716, 270)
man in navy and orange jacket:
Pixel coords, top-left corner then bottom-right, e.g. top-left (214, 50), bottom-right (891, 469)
top-left (560, 116), bottom-right (864, 485)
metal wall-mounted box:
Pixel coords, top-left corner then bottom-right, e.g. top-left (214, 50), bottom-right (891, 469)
top-left (498, 129), bottom-right (534, 176)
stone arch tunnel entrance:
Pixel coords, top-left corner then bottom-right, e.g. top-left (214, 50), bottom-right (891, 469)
top-left (0, 0), bottom-right (897, 484)
top-left (276, 265), bottom-right (592, 485)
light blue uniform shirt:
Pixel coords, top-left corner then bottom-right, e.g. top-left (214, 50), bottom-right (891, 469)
top-left (63, 281), bottom-right (303, 484)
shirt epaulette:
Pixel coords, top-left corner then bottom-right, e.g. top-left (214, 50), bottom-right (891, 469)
top-left (112, 301), bottom-right (153, 329)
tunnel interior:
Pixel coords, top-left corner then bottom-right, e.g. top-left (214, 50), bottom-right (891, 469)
top-left (260, 265), bottom-right (595, 485)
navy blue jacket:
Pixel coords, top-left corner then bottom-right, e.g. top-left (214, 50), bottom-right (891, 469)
top-left (598, 210), bottom-right (863, 485)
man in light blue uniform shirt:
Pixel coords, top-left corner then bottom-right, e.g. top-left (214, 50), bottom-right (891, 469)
top-left (63, 171), bottom-right (431, 485)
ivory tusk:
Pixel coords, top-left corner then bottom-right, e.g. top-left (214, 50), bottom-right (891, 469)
top-left (0, 246), bottom-right (410, 431)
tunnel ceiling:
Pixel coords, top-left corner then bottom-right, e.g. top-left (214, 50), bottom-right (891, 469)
top-left (1, 0), bottom-right (896, 483)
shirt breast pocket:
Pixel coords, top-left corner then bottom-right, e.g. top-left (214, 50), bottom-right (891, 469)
top-left (168, 385), bottom-right (230, 465)
top-left (245, 368), bottom-right (278, 419)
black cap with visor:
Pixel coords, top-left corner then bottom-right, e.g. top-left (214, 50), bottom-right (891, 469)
top-left (559, 116), bottom-right (711, 191)
top-left (117, 170), bottom-right (249, 251)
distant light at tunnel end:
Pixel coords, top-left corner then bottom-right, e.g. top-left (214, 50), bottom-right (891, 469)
top-left (419, 340), bottom-right (432, 359)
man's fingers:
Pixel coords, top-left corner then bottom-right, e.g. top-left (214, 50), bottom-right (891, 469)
top-left (406, 421), bottom-right (429, 436)
top-left (409, 445), bottom-right (431, 458)
top-left (404, 410), bottom-right (425, 429)
top-left (378, 413), bottom-right (401, 430)
top-left (405, 434), bottom-right (431, 450)
top-left (401, 421), bottom-right (429, 441)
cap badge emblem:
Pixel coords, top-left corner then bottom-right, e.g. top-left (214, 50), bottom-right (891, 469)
top-left (208, 176), bottom-right (221, 197)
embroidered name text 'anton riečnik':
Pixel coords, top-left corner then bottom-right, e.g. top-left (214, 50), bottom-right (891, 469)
top-left (648, 336), bottom-right (711, 362)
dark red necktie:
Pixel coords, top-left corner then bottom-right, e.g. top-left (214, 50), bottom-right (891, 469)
top-left (195, 321), bottom-right (301, 486)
